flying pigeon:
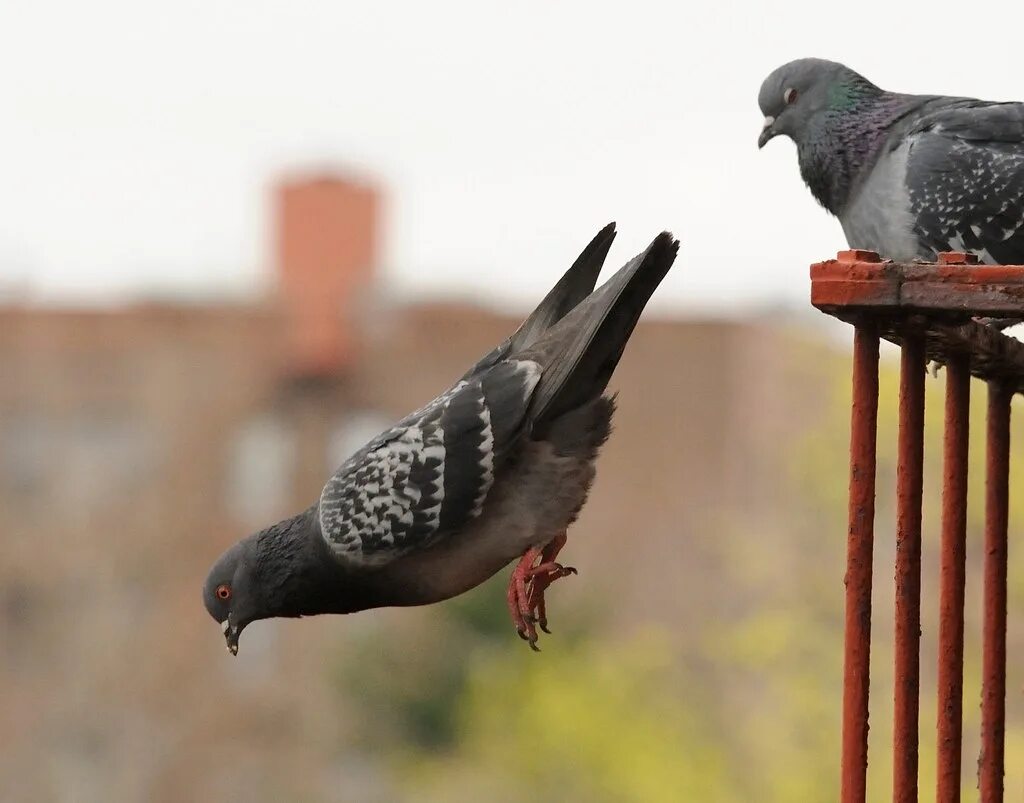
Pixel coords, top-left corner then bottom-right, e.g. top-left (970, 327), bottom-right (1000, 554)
top-left (204, 225), bottom-right (679, 652)
top-left (757, 58), bottom-right (1024, 269)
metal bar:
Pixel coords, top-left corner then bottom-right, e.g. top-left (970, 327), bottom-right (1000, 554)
top-left (894, 333), bottom-right (926, 803)
top-left (841, 324), bottom-right (880, 803)
top-left (979, 380), bottom-right (1011, 802)
top-left (936, 355), bottom-right (971, 803)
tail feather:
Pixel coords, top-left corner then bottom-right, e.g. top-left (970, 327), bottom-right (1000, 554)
top-left (511, 221), bottom-right (617, 350)
top-left (461, 223), bottom-right (616, 380)
top-left (525, 231), bottom-right (679, 427)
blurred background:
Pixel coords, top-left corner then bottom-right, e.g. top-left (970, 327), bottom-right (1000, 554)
top-left (3, 1), bottom-right (1024, 801)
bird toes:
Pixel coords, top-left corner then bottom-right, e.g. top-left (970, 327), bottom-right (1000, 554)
top-left (508, 547), bottom-right (579, 650)
top-left (517, 622), bottom-right (540, 650)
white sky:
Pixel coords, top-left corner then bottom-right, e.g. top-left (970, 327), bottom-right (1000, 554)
top-left (3, 0), bottom-right (1023, 314)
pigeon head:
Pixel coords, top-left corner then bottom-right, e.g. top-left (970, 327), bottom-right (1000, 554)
top-left (757, 58), bottom-right (874, 149)
top-left (202, 508), bottom-right (332, 655)
top-left (203, 536), bottom-right (262, 655)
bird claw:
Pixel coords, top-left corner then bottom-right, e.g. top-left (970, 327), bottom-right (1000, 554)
top-left (527, 561), bottom-right (576, 580)
top-left (506, 538), bottom-right (575, 650)
top-left (515, 622), bottom-right (541, 650)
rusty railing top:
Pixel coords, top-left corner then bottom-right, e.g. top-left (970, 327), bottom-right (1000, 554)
top-left (811, 250), bottom-right (1024, 392)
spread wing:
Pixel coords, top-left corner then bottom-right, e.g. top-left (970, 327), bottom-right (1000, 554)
top-left (906, 101), bottom-right (1024, 263)
top-left (317, 360), bottom-right (541, 566)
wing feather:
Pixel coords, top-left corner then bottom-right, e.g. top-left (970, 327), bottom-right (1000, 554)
top-left (907, 103), bottom-right (1024, 263)
top-left (318, 361), bottom-right (541, 566)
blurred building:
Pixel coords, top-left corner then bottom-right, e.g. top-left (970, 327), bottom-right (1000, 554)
top-left (0, 176), bottom-right (829, 801)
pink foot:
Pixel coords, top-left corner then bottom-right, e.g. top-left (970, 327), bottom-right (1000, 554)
top-left (505, 534), bottom-right (576, 649)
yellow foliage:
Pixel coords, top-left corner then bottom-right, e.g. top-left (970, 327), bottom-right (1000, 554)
top-left (404, 631), bottom-right (737, 803)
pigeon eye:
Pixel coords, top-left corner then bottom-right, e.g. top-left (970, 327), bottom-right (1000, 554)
top-left (784, 88), bottom-right (799, 106)
top-left (216, 584), bottom-right (231, 601)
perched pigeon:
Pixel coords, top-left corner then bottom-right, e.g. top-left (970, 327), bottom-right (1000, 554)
top-left (757, 58), bottom-right (1024, 267)
top-left (204, 225), bottom-right (679, 652)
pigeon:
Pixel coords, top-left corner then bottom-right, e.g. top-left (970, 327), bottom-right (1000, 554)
top-left (204, 225), bottom-right (679, 652)
top-left (757, 58), bottom-right (1024, 273)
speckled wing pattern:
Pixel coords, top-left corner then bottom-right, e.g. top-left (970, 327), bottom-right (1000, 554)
top-left (906, 101), bottom-right (1024, 263)
top-left (318, 360), bottom-right (541, 566)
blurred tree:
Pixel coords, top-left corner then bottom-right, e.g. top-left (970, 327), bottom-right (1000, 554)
top-left (330, 579), bottom-right (505, 751)
top-left (401, 631), bottom-right (736, 803)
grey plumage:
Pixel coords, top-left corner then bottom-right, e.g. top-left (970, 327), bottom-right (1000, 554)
top-left (203, 224), bottom-right (679, 653)
top-left (758, 58), bottom-right (1024, 267)
top-left (460, 222), bottom-right (616, 379)
top-left (317, 360), bottom-right (538, 565)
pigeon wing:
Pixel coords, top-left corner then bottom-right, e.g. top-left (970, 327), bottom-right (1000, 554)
top-left (906, 101), bottom-right (1024, 263)
top-left (318, 360), bottom-right (541, 566)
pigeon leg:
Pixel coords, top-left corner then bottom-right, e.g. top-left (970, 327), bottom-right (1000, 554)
top-left (507, 547), bottom-right (543, 649)
top-left (526, 533), bottom-right (576, 634)
top-left (507, 535), bottom-right (578, 648)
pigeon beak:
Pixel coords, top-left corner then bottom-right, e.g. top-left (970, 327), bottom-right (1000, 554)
top-left (222, 619), bottom-right (240, 656)
top-left (758, 116), bottom-right (776, 149)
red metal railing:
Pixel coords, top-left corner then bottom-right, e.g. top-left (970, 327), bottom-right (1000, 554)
top-left (981, 381), bottom-right (1011, 802)
top-left (811, 250), bottom-right (1022, 803)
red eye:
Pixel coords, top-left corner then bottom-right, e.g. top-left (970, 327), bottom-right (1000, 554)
top-left (784, 88), bottom-right (799, 105)
top-left (216, 584), bottom-right (231, 600)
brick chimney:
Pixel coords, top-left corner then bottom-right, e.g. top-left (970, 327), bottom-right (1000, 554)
top-left (275, 174), bottom-right (378, 378)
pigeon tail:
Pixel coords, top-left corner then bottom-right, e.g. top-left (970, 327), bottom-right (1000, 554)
top-left (460, 223), bottom-right (617, 380)
top-left (508, 222), bottom-right (617, 353)
top-left (526, 232), bottom-right (679, 429)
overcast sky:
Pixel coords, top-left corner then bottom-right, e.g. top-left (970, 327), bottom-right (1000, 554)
top-left (3, 0), bottom-right (1022, 314)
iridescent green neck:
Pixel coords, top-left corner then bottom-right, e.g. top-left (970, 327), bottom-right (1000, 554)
top-left (798, 80), bottom-right (909, 214)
